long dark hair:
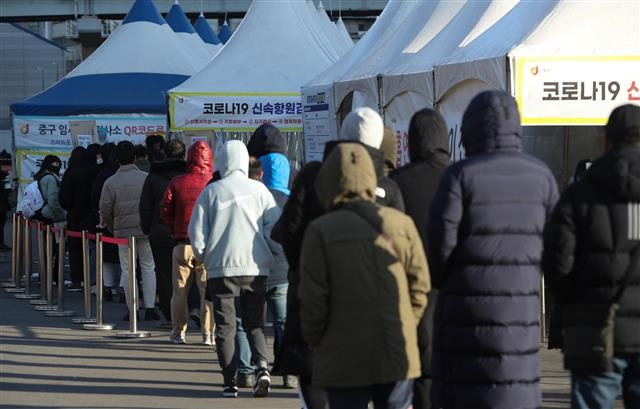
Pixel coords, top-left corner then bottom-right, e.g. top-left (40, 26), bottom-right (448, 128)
top-left (33, 155), bottom-right (62, 181)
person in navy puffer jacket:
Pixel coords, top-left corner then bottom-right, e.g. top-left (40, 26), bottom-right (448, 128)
top-left (426, 90), bottom-right (558, 409)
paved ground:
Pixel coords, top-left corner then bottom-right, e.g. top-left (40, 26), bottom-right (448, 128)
top-left (0, 221), bottom-right (624, 408)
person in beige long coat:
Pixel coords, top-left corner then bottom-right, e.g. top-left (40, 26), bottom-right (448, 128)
top-left (298, 142), bottom-right (431, 409)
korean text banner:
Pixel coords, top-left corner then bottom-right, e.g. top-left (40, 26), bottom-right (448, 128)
top-left (13, 115), bottom-right (166, 149)
top-left (516, 56), bottom-right (640, 125)
top-left (169, 92), bottom-right (304, 132)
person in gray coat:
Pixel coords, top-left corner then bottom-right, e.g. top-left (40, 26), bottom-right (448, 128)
top-left (100, 141), bottom-right (158, 321)
top-left (427, 90), bottom-right (558, 409)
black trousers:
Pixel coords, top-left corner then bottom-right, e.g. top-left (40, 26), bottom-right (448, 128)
top-left (209, 276), bottom-right (268, 384)
top-left (148, 226), bottom-right (174, 321)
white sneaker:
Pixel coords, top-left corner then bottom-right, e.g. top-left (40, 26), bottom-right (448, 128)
top-left (202, 334), bottom-right (214, 346)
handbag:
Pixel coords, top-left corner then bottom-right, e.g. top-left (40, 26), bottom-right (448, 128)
top-left (562, 245), bottom-right (640, 372)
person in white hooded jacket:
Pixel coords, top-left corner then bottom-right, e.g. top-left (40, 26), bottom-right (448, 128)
top-left (188, 140), bottom-right (281, 399)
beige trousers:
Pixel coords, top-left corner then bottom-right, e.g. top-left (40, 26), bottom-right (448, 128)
top-left (170, 243), bottom-right (213, 336)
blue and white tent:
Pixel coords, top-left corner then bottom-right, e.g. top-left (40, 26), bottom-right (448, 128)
top-left (165, 0), bottom-right (216, 66)
top-left (11, 0), bottom-right (201, 116)
top-left (218, 21), bottom-right (232, 44)
top-left (10, 0), bottom-right (204, 190)
top-left (193, 12), bottom-right (223, 55)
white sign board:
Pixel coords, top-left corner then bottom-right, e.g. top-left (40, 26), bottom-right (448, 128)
top-left (13, 115), bottom-right (166, 148)
top-left (169, 92), bottom-right (304, 132)
top-left (302, 86), bottom-right (336, 162)
top-left (516, 56), bottom-right (640, 125)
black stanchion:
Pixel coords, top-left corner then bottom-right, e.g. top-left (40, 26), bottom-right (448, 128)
top-left (45, 227), bottom-right (76, 317)
top-left (540, 275), bottom-right (546, 343)
top-left (72, 230), bottom-right (96, 324)
top-left (84, 233), bottom-right (115, 331)
top-left (116, 236), bottom-right (149, 338)
top-left (15, 220), bottom-right (39, 300)
top-left (30, 222), bottom-right (49, 306)
top-left (5, 214), bottom-right (24, 293)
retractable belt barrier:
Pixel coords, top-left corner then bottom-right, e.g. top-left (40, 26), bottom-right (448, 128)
top-left (8, 214), bottom-right (151, 337)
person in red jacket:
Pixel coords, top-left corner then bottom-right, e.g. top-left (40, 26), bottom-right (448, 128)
top-left (160, 141), bottom-right (215, 345)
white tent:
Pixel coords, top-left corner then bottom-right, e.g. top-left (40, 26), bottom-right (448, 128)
top-left (301, 0), bottom-right (416, 161)
top-left (335, 17), bottom-right (354, 51)
top-left (381, 0), bottom-right (519, 162)
top-left (315, 1), bottom-right (351, 58)
top-left (434, 0), bottom-right (640, 145)
top-left (332, 1), bottom-right (434, 114)
top-left (168, 0), bottom-right (340, 136)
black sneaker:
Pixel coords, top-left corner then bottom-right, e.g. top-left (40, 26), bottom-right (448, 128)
top-left (103, 287), bottom-right (113, 302)
top-left (222, 384), bottom-right (238, 398)
top-left (144, 308), bottom-right (160, 321)
top-left (253, 368), bottom-right (271, 398)
top-left (66, 282), bottom-right (83, 292)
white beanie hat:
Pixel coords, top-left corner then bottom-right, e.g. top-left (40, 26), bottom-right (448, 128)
top-left (339, 106), bottom-right (384, 149)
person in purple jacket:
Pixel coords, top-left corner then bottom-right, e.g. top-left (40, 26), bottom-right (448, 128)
top-left (427, 90), bottom-right (558, 409)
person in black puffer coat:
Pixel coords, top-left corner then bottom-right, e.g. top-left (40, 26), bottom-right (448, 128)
top-left (390, 108), bottom-right (451, 409)
top-left (60, 147), bottom-right (99, 289)
top-left (542, 104), bottom-right (640, 409)
top-left (139, 139), bottom-right (187, 325)
top-left (427, 91), bottom-right (558, 409)
top-left (271, 160), bottom-right (327, 409)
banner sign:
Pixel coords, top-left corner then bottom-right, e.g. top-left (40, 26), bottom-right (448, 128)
top-left (515, 56), bottom-right (640, 125)
top-left (13, 115), bottom-right (166, 149)
top-left (169, 92), bottom-right (304, 132)
top-left (302, 87), bottom-right (337, 162)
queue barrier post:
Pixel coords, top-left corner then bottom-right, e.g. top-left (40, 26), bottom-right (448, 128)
top-left (45, 227), bottom-right (76, 317)
top-left (2, 214), bottom-right (19, 288)
top-left (540, 275), bottom-right (546, 344)
top-left (84, 232), bottom-right (115, 331)
top-left (30, 222), bottom-right (49, 306)
top-left (116, 236), bottom-right (149, 338)
top-left (5, 214), bottom-right (25, 293)
top-left (72, 230), bottom-right (96, 324)
top-left (35, 225), bottom-right (59, 312)
top-left (15, 220), bottom-right (39, 300)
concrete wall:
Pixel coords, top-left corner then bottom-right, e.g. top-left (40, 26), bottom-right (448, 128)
top-left (0, 23), bottom-right (66, 129)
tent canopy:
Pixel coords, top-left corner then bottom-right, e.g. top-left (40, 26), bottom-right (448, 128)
top-left (11, 0), bottom-right (200, 116)
top-left (169, 0), bottom-right (341, 131)
top-left (194, 12), bottom-right (221, 45)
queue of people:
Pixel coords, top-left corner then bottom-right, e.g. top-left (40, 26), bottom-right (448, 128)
top-left (13, 93), bottom-right (640, 409)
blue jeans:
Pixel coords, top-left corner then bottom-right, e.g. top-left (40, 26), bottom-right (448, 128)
top-left (572, 355), bottom-right (640, 409)
top-left (265, 283), bottom-right (287, 351)
top-left (326, 380), bottom-right (413, 409)
top-left (235, 298), bottom-right (253, 374)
